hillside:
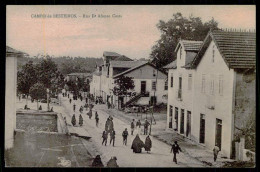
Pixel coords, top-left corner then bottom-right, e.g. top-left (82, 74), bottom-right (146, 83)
top-left (17, 56), bottom-right (103, 75)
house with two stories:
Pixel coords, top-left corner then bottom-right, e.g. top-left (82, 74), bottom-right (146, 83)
top-left (90, 51), bottom-right (168, 109)
top-left (165, 30), bottom-right (256, 158)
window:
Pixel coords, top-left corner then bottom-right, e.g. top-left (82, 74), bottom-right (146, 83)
top-left (210, 75), bottom-right (215, 95)
top-left (212, 45), bottom-right (215, 63)
top-left (188, 74), bottom-right (192, 90)
top-left (219, 75), bottom-right (223, 96)
top-left (201, 74), bottom-right (206, 93)
top-left (180, 47), bottom-right (182, 59)
top-left (170, 74), bottom-right (173, 88)
top-left (169, 105), bottom-right (173, 117)
top-left (164, 79), bottom-right (168, 90)
top-left (152, 81), bottom-right (156, 90)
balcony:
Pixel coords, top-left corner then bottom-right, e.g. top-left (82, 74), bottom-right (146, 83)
top-left (176, 89), bottom-right (182, 101)
top-left (206, 95), bottom-right (215, 110)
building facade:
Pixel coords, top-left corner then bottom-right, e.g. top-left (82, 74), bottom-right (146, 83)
top-left (165, 30), bottom-right (256, 158)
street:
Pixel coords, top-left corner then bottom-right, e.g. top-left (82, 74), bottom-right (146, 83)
top-left (60, 94), bottom-right (206, 167)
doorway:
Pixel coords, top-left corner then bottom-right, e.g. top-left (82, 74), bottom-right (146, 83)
top-left (186, 111), bottom-right (191, 137)
top-left (169, 105), bottom-right (173, 128)
top-left (200, 114), bottom-right (205, 143)
top-left (175, 107), bottom-right (178, 131)
top-left (215, 119), bottom-right (222, 150)
top-left (141, 81), bottom-right (146, 93)
top-left (180, 109), bottom-right (184, 134)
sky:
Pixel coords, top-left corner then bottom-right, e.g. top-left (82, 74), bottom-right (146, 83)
top-left (6, 5), bottom-right (255, 59)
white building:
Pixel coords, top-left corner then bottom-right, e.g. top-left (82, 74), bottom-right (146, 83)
top-left (90, 51), bottom-right (168, 109)
top-left (165, 30), bottom-right (256, 158)
top-left (5, 46), bottom-right (26, 150)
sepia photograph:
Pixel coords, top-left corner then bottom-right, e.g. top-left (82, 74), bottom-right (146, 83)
top-left (5, 5), bottom-right (256, 167)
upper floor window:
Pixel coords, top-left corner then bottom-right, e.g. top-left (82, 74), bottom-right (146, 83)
top-left (201, 74), bottom-right (206, 93)
top-left (188, 74), bottom-right (192, 90)
top-left (170, 74), bottom-right (173, 88)
top-left (212, 45), bottom-right (215, 63)
top-left (180, 47), bottom-right (182, 59)
top-left (219, 75), bottom-right (223, 96)
top-left (164, 79), bottom-right (168, 90)
top-left (152, 81), bottom-right (156, 90)
top-left (210, 74), bottom-right (215, 95)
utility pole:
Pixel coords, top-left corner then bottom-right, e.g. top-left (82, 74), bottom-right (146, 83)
top-left (47, 88), bottom-right (50, 111)
top-left (150, 68), bottom-right (158, 135)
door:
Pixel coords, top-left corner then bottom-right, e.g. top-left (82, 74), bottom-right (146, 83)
top-left (180, 109), bottom-right (185, 134)
top-left (175, 107), bottom-right (178, 131)
top-left (169, 106), bottom-right (173, 128)
top-left (215, 119), bottom-right (222, 150)
top-left (200, 114), bottom-right (205, 143)
top-left (141, 81), bottom-right (146, 93)
top-left (186, 111), bottom-right (191, 137)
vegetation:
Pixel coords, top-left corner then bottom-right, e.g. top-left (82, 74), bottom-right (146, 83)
top-left (150, 12), bottom-right (219, 69)
top-left (29, 82), bottom-right (46, 110)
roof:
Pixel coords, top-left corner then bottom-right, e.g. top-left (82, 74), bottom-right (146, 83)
top-left (190, 30), bottom-right (256, 69)
top-left (6, 46), bottom-right (27, 57)
top-left (103, 51), bottom-right (121, 57)
top-left (113, 62), bottom-right (167, 78)
top-left (110, 60), bottom-right (147, 68)
top-left (175, 40), bottom-right (203, 52)
top-left (114, 55), bottom-right (133, 61)
top-left (163, 60), bottom-right (177, 69)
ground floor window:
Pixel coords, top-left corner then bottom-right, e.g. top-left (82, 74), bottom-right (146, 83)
top-left (186, 111), bottom-right (191, 137)
top-left (169, 105), bottom-right (173, 128)
top-left (150, 96), bottom-right (157, 105)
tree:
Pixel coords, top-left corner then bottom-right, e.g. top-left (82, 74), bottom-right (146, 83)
top-left (113, 76), bottom-right (135, 108)
top-left (29, 82), bottom-right (46, 110)
top-left (150, 13), bottom-right (219, 69)
top-left (36, 57), bottom-right (59, 89)
top-left (17, 61), bottom-right (37, 105)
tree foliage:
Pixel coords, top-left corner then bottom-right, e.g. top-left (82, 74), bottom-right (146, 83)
top-left (150, 13), bottom-right (219, 68)
top-left (113, 76), bottom-right (135, 97)
top-left (17, 61), bottom-right (37, 96)
top-left (29, 82), bottom-right (46, 100)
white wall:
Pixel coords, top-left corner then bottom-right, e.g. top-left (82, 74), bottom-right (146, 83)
top-left (5, 56), bottom-right (17, 150)
top-left (192, 40), bottom-right (235, 157)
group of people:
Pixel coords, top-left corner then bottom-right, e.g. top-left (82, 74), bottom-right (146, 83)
top-left (131, 134), bottom-right (152, 154)
top-left (91, 155), bottom-right (119, 167)
top-left (130, 119), bottom-right (150, 136)
top-left (102, 116), bottom-right (115, 146)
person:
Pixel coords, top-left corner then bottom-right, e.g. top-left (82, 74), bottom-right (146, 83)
top-left (131, 119), bottom-right (135, 135)
top-left (107, 157), bottom-right (119, 167)
top-left (95, 112), bottom-right (99, 127)
top-left (144, 135), bottom-right (152, 153)
top-left (39, 105), bottom-right (42, 110)
top-left (69, 98), bottom-right (72, 104)
top-left (110, 129), bottom-right (116, 146)
top-left (102, 130), bottom-right (108, 146)
top-left (80, 96), bottom-right (83, 101)
top-left (71, 114), bottom-right (76, 126)
top-left (73, 103), bottom-right (76, 112)
top-left (105, 117), bottom-right (114, 135)
top-left (86, 97), bottom-right (88, 104)
top-left (213, 145), bottom-right (220, 162)
top-left (88, 109), bottom-right (92, 119)
top-left (131, 134), bottom-right (145, 153)
top-left (91, 155), bottom-right (104, 167)
top-left (136, 119), bottom-right (141, 134)
top-left (50, 107), bottom-right (54, 112)
top-left (144, 119), bottom-right (150, 135)
top-left (68, 94), bottom-right (70, 98)
top-left (170, 141), bottom-right (182, 164)
top-left (122, 128), bottom-right (128, 145)
top-left (79, 114), bottom-right (83, 126)
top-left (79, 106), bottom-right (83, 113)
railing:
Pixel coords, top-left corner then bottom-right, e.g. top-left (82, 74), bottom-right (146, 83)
top-left (124, 92), bottom-right (150, 107)
top-left (176, 89), bottom-right (182, 101)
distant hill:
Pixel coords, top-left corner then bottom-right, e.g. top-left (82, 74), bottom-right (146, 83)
top-left (17, 56), bottom-right (103, 75)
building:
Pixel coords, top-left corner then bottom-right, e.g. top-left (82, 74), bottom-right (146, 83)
top-left (90, 51), bottom-right (168, 109)
top-left (165, 30), bottom-right (256, 158)
top-left (65, 73), bottom-right (92, 82)
top-left (5, 46), bottom-right (26, 150)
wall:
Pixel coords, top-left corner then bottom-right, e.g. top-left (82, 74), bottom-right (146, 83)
top-left (5, 56), bottom-right (17, 149)
top-left (193, 40), bottom-right (235, 157)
